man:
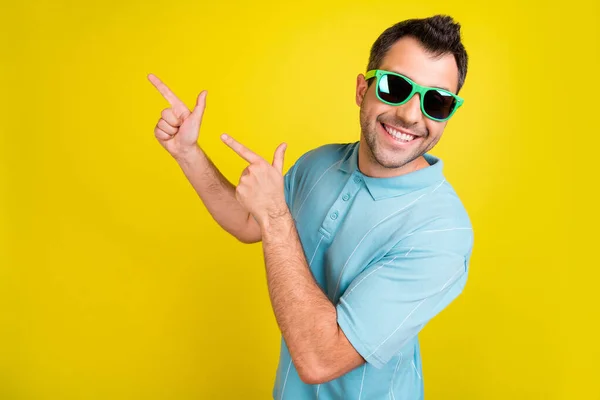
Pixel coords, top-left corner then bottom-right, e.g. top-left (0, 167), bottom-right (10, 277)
top-left (148, 14), bottom-right (473, 400)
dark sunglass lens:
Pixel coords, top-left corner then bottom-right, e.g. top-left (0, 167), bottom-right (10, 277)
top-left (377, 74), bottom-right (412, 104)
top-left (423, 90), bottom-right (456, 120)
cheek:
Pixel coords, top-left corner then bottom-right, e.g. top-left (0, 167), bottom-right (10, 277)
top-left (424, 120), bottom-right (446, 140)
top-left (360, 100), bottom-right (376, 125)
top-left (361, 97), bottom-right (390, 124)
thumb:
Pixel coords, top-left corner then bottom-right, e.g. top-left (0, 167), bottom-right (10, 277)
top-left (189, 90), bottom-right (207, 124)
top-left (272, 143), bottom-right (287, 174)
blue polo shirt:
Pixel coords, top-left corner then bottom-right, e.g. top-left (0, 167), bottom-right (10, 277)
top-left (272, 141), bottom-right (474, 400)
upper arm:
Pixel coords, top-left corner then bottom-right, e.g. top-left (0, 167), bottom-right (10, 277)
top-left (336, 226), bottom-right (474, 369)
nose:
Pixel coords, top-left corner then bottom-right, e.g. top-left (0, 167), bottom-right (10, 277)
top-left (395, 93), bottom-right (422, 125)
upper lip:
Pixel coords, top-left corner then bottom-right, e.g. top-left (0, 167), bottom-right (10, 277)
top-left (382, 122), bottom-right (420, 137)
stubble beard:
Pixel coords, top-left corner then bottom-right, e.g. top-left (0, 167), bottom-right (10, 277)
top-left (360, 113), bottom-right (430, 170)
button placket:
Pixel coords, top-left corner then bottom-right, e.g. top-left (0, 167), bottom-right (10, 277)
top-left (319, 172), bottom-right (363, 236)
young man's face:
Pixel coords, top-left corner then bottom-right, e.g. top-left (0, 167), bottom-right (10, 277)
top-left (356, 36), bottom-right (460, 177)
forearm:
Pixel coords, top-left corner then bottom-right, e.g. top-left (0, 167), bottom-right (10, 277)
top-left (261, 212), bottom-right (339, 381)
top-left (176, 145), bottom-right (260, 243)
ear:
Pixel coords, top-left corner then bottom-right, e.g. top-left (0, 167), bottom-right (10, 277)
top-left (355, 73), bottom-right (368, 107)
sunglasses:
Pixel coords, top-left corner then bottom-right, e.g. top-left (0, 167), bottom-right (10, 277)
top-left (365, 69), bottom-right (464, 122)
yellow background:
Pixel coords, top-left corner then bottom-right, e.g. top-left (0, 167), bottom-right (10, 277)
top-left (1, 0), bottom-right (599, 398)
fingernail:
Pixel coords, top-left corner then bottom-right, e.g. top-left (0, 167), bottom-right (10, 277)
top-left (221, 134), bottom-right (228, 141)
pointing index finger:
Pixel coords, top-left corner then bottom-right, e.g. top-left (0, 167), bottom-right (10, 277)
top-left (221, 134), bottom-right (262, 164)
top-left (147, 73), bottom-right (187, 111)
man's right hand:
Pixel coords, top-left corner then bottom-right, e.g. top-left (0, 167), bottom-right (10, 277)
top-left (148, 73), bottom-right (207, 161)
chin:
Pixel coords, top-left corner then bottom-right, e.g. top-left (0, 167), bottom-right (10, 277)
top-left (376, 155), bottom-right (414, 169)
top-left (362, 128), bottom-right (423, 169)
top-left (368, 146), bottom-right (407, 169)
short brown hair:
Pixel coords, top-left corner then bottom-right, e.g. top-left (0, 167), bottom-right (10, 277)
top-left (367, 15), bottom-right (469, 93)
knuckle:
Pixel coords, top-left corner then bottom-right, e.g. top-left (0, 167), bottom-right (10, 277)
top-left (179, 108), bottom-right (191, 120)
top-left (162, 108), bottom-right (180, 125)
top-left (155, 126), bottom-right (171, 138)
top-left (159, 119), bottom-right (177, 133)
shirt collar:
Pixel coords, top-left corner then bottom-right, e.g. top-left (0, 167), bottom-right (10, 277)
top-left (338, 141), bottom-right (445, 200)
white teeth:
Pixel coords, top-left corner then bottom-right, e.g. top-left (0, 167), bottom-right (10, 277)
top-left (383, 124), bottom-right (415, 142)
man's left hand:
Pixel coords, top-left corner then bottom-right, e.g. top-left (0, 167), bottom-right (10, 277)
top-left (220, 133), bottom-right (289, 228)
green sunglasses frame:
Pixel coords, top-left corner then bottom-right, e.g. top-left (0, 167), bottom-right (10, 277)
top-left (365, 69), bottom-right (464, 122)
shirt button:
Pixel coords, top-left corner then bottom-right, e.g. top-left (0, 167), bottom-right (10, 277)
top-left (353, 176), bottom-right (362, 183)
top-left (342, 193), bottom-right (350, 201)
top-left (330, 211), bottom-right (339, 220)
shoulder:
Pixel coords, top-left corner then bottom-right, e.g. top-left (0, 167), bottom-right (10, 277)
top-left (288, 142), bottom-right (356, 176)
top-left (401, 178), bottom-right (474, 258)
top-left (422, 179), bottom-right (472, 227)
top-left (283, 142), bottom-right (356, 206)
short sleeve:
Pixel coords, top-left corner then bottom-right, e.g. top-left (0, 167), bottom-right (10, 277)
top-left (283, 150), bottom-right (311, 211)
top-left (336, 226), bottom-right (474, 369)
top-left (284, 168), bottom-right (294, 209)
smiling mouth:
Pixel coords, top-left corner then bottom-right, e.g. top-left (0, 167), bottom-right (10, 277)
top-left (381, 123), bottom-right (418, 143)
